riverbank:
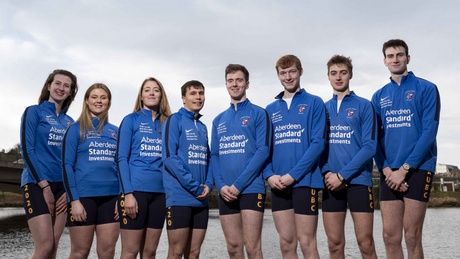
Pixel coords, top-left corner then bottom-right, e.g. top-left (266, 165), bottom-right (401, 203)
top-left (2, 189), bottom-right (460, 208)
top-left (0, 191), bottom-right (22, 207)
top-left (1, 207), bottom-right (459, 258)
top-left (428, 191), bottom-right (460, 207)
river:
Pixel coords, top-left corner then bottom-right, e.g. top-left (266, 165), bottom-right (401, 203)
top-left (0, 208), bottom-right (459, 258)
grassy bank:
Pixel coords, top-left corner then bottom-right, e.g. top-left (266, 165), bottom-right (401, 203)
top-left (428, 191), bottom-right (460, 207)
top-left (0, 191), bottom-right (23, 207)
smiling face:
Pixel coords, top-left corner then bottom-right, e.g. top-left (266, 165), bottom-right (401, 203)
top-left (182, 85), bottom-right (205, 114)
top-left (86, 88), bottom-right (110, 117)
top-left (225, 70), bottom-right (249, 103)
top-left (277, 64), bottom-right (303, 94)
top-left (141, 80), bottom-right (161, 110)
top-left (384, 46), bottom-right (410, 76)
top-left (47, 74), bottom-right (72, 105)
top-left (328, 63), bottom-right (352, 94)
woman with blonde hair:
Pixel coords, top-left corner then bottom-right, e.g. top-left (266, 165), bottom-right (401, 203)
top-left (63, 83), bottom-right (120, 259)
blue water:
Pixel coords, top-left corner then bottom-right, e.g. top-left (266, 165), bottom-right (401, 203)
top-left (0, 208), bottom-right (459, 258)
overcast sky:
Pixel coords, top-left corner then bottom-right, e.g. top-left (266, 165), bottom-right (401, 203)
top-left (0, 1), bottom-right (458, 165)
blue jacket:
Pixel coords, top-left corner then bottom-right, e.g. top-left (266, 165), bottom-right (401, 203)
top-left (20, 101), bottom-right (74, 186)
top-left (211, 99), bottom-right (271, 194)
top-left (117, 109), bottom-right (164, 194)
top-left (162, 108), bottom-right (213, 207)
top-left (263, 89), bottom-right (326, 188)
top-left (371, 72), bottom-right (441, 172)
top-left (322, 91), bottom-right (377, 186)
top-left (62, 118), bottom-right (119, 201)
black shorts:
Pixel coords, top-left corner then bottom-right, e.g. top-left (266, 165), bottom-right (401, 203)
top-left (218, 193), bottom-right (265, 215)
top-left (380, 169), bottom-right (434, 202)
top-left (271, 187), bottom-right (319, 215)
top-left (67, 195), bottom-right (118, 227)
top-left (322, 185), bottom-right (374, 213)
top-left (166, 206), bottom-right (209, 230)
top-left (119, 192), bottom-right (166, 230)
top-left (22, 182), bottom-right (66, 220)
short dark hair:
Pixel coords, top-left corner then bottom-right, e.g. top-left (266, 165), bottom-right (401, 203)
top-left (327, 55), bottom-right (353, 76)
top-left (181, 80), bottom-right (204, 97)
top-left (225, 64), bottom-right (249, 81)
top-left (382, 39), bottom-right (409, 57)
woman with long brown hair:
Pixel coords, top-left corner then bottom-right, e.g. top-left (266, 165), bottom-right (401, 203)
top-left (117, 77), bottom-right (171, 258)
top-left (20, 69), bottom-right (78, 259)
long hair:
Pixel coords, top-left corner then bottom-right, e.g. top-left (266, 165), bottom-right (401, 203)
top-left (77, 83), bottom-right (112, 139)
top-left (133, 77), bottom-right (171, 124)
top-left (38, 69), bottom-right (78, 111)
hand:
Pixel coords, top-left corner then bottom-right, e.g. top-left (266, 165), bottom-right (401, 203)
top-left (267, 175), bottom-right (285, 190)
top-left (124, 193), bottom-right (138, 219)
top-left (55, 192), bottom-right (68, 216)
top-left (382, 167), bottom-right (392, 178)
top-left (196, 184), bottom-right (210, 200)
top-left (229, 185), bottom-right (241, 197)
top-left (279, 173), bottom-right (295, 187)
top-left (324, 172), bottom-right (346, 191)
top-left (398, 181), bottom-right (409, 192)
top-left (220, 185), bottom-right (238, 202)
top-left (38, 180), bottom-right (55, 216)
top-left (70, 200), bottom-right (87, 222)
top-left (385, 166), bottom-right (408, 191)
top-left (42, 186), bottom-right (55, 216)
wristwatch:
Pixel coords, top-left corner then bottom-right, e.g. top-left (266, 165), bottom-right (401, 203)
top-left (402, 163), bottom-right (412, 171)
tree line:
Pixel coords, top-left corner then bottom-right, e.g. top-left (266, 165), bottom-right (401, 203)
top-left (0, 143), bottom-right (21, 162)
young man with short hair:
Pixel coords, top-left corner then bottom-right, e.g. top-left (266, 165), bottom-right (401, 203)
top-left (212, 64), bottom-right (271, 259)
top-left (372, 39), bottom-right (441, 259)
top-left (162, 80), bottom-right (213, 259)
top-left (263, 55), bottom-right (326, 258)
top-left (322, 55), bottom-right (377, 259)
